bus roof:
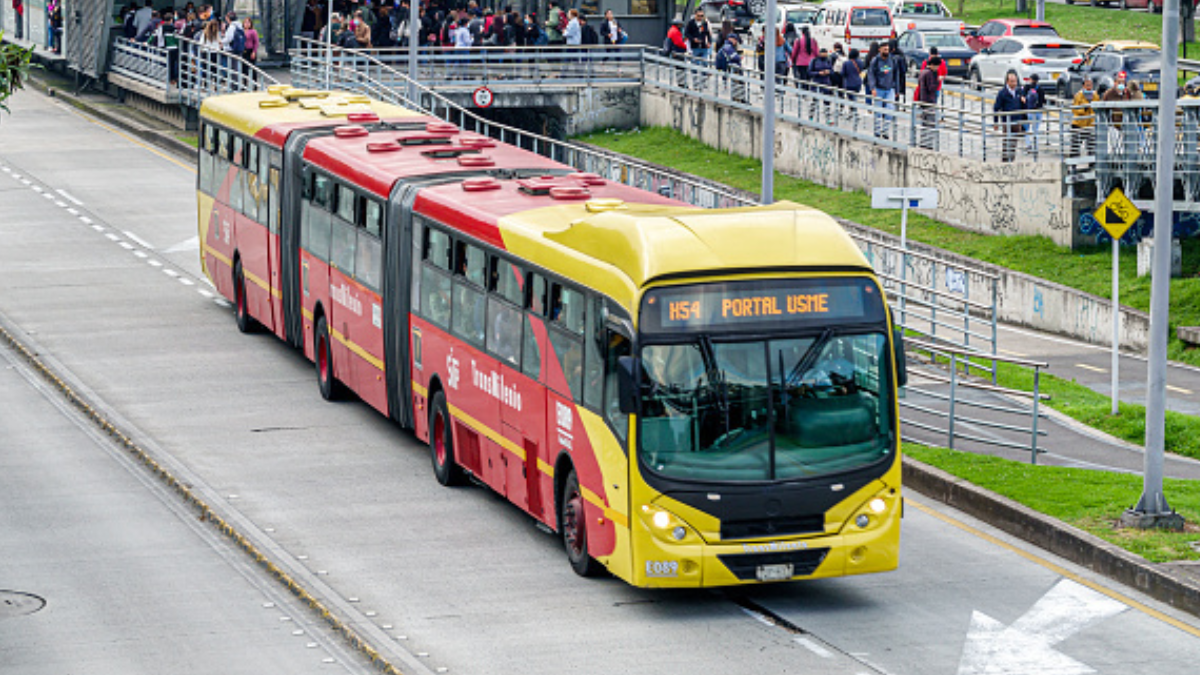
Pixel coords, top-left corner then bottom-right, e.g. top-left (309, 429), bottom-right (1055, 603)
top-left (199, 87), bottom-right (424, 146)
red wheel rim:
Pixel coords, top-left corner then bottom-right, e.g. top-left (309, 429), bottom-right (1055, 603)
top-left (317, 333), bottom-right (329, 383)
top-left (433, 411), bottom-right (447, 466)
top-left (564, 489), bottom-right (586, 559)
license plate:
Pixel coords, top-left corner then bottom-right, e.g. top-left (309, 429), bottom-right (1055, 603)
top-left (1051, 72), bottom-right (1061, 80)
top-left (756, 563), bottom-right (794, 581)
top-left (1145, 82), bottom-right (1158, 91)
top-left (949, 59), bottom-right (962, 66)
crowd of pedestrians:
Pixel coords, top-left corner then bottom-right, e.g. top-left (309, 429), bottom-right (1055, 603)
top-left (120, 2), bottom-right (261, 85)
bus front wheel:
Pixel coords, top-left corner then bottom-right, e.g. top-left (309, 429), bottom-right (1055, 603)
top-left (429, 391), bottom-right (465, 486)
top-left (234, 260), bottom-right (256, 334)
top-left (561, 470), bottom-right (603, 577)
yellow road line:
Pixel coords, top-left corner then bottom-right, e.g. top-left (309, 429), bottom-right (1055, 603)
top-left (68, 105), bottom-right (196, 174)
top-left (1076, 363), bottom-right (1107, 373)
top-left (908, 498), bottom-right (1200, 638)
top-left (1167, 385), bottom-right (1194, 395)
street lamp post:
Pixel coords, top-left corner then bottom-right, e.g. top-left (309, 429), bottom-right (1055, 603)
top-left (761, 0), bottom-right (776, 204)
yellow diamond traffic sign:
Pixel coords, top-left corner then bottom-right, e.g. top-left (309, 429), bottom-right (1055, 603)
top-left (1093, 187), bottom-right (1142, 241)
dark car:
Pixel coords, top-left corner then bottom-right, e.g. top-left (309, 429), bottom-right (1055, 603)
top-left (897, 29), bottom-right (976, 79)
top-left (1056, 49), bottom-right (1163, 100)
top-left (699, 0), bottom-right (768, 31)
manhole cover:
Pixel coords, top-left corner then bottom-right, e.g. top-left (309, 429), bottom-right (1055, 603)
top-left (0, 591), bottom-right (46, 618)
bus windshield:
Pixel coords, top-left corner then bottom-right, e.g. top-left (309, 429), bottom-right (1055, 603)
top-left (638, 332), bottom-right (893, 482)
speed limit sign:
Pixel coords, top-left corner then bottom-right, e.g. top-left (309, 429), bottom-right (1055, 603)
top-left (472, 86), bottom-right (494, 109)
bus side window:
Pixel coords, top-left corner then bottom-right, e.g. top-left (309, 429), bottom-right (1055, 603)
top-left (526, 273), bottom-right (547, 316)
top-left (548, 327), bottom-right (583, 401)
top-left (306, 174), bottom-right (333, 262)
top-left (411, 218), bottom-right (424, 316)
top-left (363, 199), bottom-right (382, 238)
top-left (550, 284), bottom-right (585, 334)
top-left (522, 314), bottom-right (542, 380)
top-left (244, 142), bottom-right (259, 219)
top-left (420, 226), bottom-right (452, 328)
top-left (451, 242), bottom-right (487, 347)
top-left (329, 189), bottom-right (357, 278)
top-left (423, 227), bottom-right (452, 271)
top-left (488, 256), bottom-right (523, 306)
top-left (583, 296), bottom-right (603, 410)
top-left (604, 329), bottom-right (631, 444)
top-left (199, 123), bottom-right (215, 196)
top-left (230, 136), bottom-right (244, 214)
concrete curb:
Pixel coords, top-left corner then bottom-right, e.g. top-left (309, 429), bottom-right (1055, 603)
top-left (904, 457), bottom-right (1200, 619)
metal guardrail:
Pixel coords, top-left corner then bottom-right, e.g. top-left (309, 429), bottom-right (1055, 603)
top-left (110, 38), bottom-right (173, 91)
top-left (644, 52), bottom-right (1077, 162)
top-left (359, 44), bottom-right (646, 88)
top-left (903, 337), bottom-right (1049, 463)
top-left (177, 36), bottom-right (279, 107)
top-left (1093, 98), bottom-right (1200, 210)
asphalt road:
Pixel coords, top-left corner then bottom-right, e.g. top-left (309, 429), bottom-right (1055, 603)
top-left (2, 88), bottom-right (1200, 675)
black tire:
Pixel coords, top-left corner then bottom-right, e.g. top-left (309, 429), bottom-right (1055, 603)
top-left (314, 314), bottom-right (341, 401)
top-left (560, 469), bottom-right (604, 577)
top-left (970, 68), bottom-right (982, 91)
top-left (233, 259), bottom-right (256, 334)
top-left (428, 390), bottom-right (466, 486)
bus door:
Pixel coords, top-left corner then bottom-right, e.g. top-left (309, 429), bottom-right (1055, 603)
top-left (266, 149), bottom-right (285, 339)
top-left (499, 268), bottom-right (548, 524)
top-left (233, 137), bottom-right (272, 332)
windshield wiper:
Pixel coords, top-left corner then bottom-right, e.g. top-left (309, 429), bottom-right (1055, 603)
top-left (698, 335), bottom-right (731, 436)
top-left (784, 327), bottom-right (835, 388)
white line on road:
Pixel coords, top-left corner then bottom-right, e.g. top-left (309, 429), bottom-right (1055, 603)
top-left (90, 224), bottom-right (104, 233)
top-left (118, 242), bottom-right (135, 251)
top-left (1075, 363), bottom-right (1107, 373)
top-left (1167, 385), bottom-right (1194, 395)
top-left (55, 188), bottom-right (84, 205)
top-left (104, 233), bottom-right (120, 242)
top-left (198, 289), bottom-right (214, 298)
top-left (133, 251), bottom-right (148, 259)
top-left (54, 200), bottom-right (67, 208)
top-left (163, 268), bottom-right (179, 278)
top-left (148, 260), bottom-right (163, 268)
top-left (179, 278), bottom-right (195, 286)
top-left (79, 216), bottom-right (93, 225)
top-left (123, 230), bottom-right (155, 250)
top-left (164, 235), bottom-right (199, 253)
top-left (66, 207), bottom-right (78, 216)
top-left (30, 184), bottom-right (42, 192)
top-left (794, 637), bottom-right (833, 659)
top-left (42, 192), bottom-right (55, 200)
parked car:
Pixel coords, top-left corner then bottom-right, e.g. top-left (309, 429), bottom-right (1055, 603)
top-left (1119, 0), bottom-right (1199, 11)
top-left (1057, 49), bottom-right (1164, 99)
top-left (967, 36), bottom-right (1084, 95)
top-left (699, 0), bottom-right (768, 32)
top-left (1080, 39), bottom-right (1159, 61)
top-left (964, 18), bottom-right (1059, 53)
top-left (810, 0), bottom-right (895, 53)
top-left (889, 0), bottom-right (964, 36)
top-left (749, 2), bottom-right (821, 45)
top-left (897, 29), bottom-right (976, 78)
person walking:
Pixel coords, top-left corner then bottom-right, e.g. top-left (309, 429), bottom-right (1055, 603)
top-left (993, 71), bottom-right (1027, 163)
top-left (841, 47), bottom-right (862, 104)
top-left (563, 9), bottom-right (581, 46)
top-left (790, 24), bottom-right (817, 86)
top-left (866, 41), bottom-right (899, 139)
top-left (808, 47), bottom-right (834, 121)
top-left (1023, 74), bottom-right (1044, 155)
top-left (684, 9), bottom-right (711, 64)
top-left (1071, 76), bottom-right (1098, 158)
top-left (917, 56), bottom-right (941, 150)
top-left (545, 0), bottom-right (564, 46)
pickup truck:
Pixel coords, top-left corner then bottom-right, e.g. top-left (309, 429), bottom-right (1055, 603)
top-left (889, 0), bottom-right (965, 36)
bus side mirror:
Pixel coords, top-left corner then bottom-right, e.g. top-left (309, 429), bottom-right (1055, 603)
top-left (617, 356), bottom-right (639, 414)
top-left (893, 329), bottom-right (908, 388)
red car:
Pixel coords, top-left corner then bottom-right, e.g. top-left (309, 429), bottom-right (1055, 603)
top-left (964, 18), bottom-right (1059, 53)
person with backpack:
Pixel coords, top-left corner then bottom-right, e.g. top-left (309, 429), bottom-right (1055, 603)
top-left (841, 47), bottom-right (863, 109)
top-left (808, 47), bottom-right (834, 121)
top-left (221, 11), bottom-right (246, 75)
top-left (866, 40), bottom-right (899, 139)
top-left (790, 25), bottom-right (817, 87)
top-left (1024, 74), bottom-right (1045, 155)
top-left (545, 1), bottom-right (565, 46)
top-left (829, 43), bottom-right (846, 90)
top-left (916, 56), bottom-right (941, 150)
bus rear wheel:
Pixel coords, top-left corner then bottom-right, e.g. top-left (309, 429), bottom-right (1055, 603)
top-left (561, 470), bottom-right (603, 577)
top-left (429, 391), bottom-right (465, 486)
top-left (314, 315), bottom-right (341, 401)
top-left (233, 260), bottom-right (256, 334)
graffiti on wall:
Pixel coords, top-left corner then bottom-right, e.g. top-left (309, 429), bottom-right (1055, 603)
top-left (1078, 210), bottom-right (1200, 244)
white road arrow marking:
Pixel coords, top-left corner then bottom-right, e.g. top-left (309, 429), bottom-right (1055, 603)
top-left (164, 235), bottom-right (199, 253)
top-left (957, 579), bottom-right (1127, 675)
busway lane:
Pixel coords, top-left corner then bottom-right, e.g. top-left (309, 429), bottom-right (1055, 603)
top-left (0, 96), bottom-right (869, 675)
top-left (4, 86), bottom-right (1200, 675)
top-left (0, 320), bottom-right (368, 674)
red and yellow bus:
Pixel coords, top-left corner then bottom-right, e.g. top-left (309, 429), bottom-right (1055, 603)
top-left (198, 87), bottom-right (907, 587)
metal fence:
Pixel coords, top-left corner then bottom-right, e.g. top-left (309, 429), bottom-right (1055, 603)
top-left (1093, 98), bottom-right (1200, 210)
top-left (644, 52), bottom-right (1078, 163)
top-left (177, 36), bottom-right (280, 107)
top-left (359, 44), bottom-right (646, 89)
top-left (110, 38), bottom-right (174, 92)
top-left (902, 338), bottom-right (1049, 463)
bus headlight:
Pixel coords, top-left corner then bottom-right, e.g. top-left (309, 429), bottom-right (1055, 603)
top-left (640, 504), bottom-right (697, 544)
top-left (869, 498), bottom-right (887, 514)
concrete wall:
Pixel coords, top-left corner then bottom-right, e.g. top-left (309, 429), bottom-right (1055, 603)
top-left (444, 85), bottom-right (641, 138)
top-left (640, 87), bottom-right (1079, 248)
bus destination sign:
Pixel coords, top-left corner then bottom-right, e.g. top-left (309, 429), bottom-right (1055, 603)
top-left (642, 279), bottom-right (881, 333)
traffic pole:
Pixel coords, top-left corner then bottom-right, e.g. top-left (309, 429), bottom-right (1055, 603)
top-left (761, 0), bottom-right (777, 205)
top-left (409, 0), bottom-right (420, 101)
top-left (1111, 236), bottom-right (1119, 415)
top-left (1125, 0), bottom-right (1184, 529)
top-left (1036, 0), bottom-right (1045, 22)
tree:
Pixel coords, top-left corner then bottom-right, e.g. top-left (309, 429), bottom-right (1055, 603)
top-left (1, 31), bottom-right (35, 114)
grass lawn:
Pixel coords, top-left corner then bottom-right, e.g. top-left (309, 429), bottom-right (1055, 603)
top-left (905, 444), bottom-right (1200, 562)
top-left (576, 126), bottom-right (1200, 368)
top-left (176, 134), bottom-right (199, 149)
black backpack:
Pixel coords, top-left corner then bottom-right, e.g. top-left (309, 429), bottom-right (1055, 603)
top-left (229, 24), bottom-right (246, 54)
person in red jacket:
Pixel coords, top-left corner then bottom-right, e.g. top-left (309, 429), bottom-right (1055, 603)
top-left (12, 0), bottom-right (24, 39)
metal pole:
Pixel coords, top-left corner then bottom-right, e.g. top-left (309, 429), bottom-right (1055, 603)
top-left (948, 352), bottom-right (957, 450)
top-left (761, 0), bottom-right (777, 204)
top-left (1129, 0), bottom-right (1182, 526)
top-left (1112, 237), bottom-right (1120, 415)
top-left (326, 0), bottom-right (334, 90)
top-left (1031, 367), bottom-right (1042, 464)
top-left (409, 0), bottom-right (420, 101)
top-left (899, 199), bottom-right (909, 327)
top-left (1036, 0), bottom-right (1045, 22)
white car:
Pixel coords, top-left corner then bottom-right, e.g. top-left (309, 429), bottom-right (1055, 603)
top-left (967, 35), bottom-right (1085, 94)
top-left (749, 2), bottom-right (822, 45)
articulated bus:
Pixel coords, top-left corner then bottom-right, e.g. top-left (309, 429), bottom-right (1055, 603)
top-left (197, 87), bottom-right (907, 587)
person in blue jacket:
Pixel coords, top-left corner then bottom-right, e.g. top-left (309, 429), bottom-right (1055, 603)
top-left (993, 71), bottom-right (1027, 163)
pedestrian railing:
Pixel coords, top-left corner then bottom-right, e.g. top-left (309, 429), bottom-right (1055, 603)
top-left (643, 52), bottom-right (1077, 163)
top-left (359, 44), bottom-right (646, 89)
top-left (902, 337), bottom-right (1049, 463)
top-left (1093, 99), bottom-right (1200, 209)
top-left (177, 36), bottom-right (279, 107)
top-left (110, 38), bottom-right (173, 91)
